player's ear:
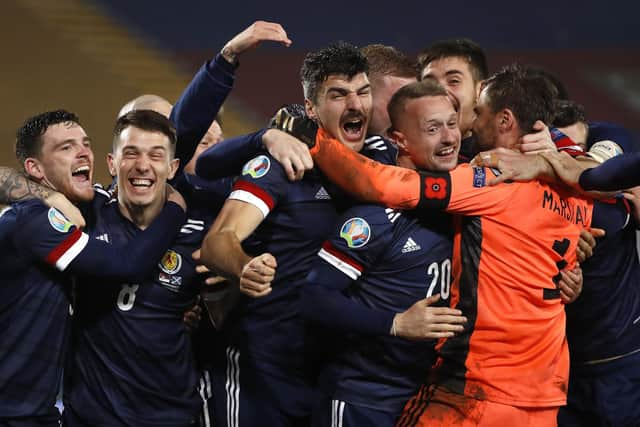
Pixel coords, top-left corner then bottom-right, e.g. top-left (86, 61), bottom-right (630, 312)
top-left (497, 108), bottom-right (515, 133)
top-left (304, 99), bottom-right (317, 121)
top-left (106, 153), bottom-right (117, 177)
top-left (167, 158), bottom-right (180, 180)
top-left (390, 130), bottom-right (409, 154)
top-left (24, 157), bottom-right (44, 180)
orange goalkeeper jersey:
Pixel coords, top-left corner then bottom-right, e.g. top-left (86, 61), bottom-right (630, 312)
top-left (430, 165), bottom-right (591, 407)
top-left (309, 129), bottom-right (593, 407)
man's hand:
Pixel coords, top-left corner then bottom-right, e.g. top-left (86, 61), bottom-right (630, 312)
top-left (221, 21), bottom-right (292, 64)
top-left (577, 228), bottom-right (605, 263)
top-left (539, 150), bottom-right (586, 191)
top-left (270, 106), bottom-right (319, 148)
top-left (183, 296), bottom-right (203, 333)
top-left (44, 191), bottom-right (86, 228)
top-left (518, 120), bottom-right (556, 154)
top-left (239, 253), bottom-right (277, 298)
top-left (558, 267), bottom-right (583, 304)
top-left (262, 129), bottom-right (313, 181)
top-left (470, 148), bottom-right (552, 185)
top-left (166, 184), bottom-right (186, 212)
top-left (392, 295), bottom-right (467, 340)
top-left (192, 249), bottom-right (230, 286)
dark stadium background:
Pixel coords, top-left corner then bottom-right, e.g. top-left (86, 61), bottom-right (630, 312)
top-left (1, 0), bottom-right (638, 185)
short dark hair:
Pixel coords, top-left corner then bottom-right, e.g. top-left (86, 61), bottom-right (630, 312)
top-left (113, 110), bottom-right (177, 156)
top-left (360, 44), bottom-right (417, 80)
top-left (482, 64), bottom-right (556, 134)
top-left (418, 38), bottom-right (489, 82)
top-left (387, 79), bottom-right (450, 132)
top-left (552, 99), bottom-right (586, 128)
top-left (528, 67), bottom-right (569, 100)
top-left (300, 41), bottom-right (369, 103)
top-left (15, 109), bottom-right (81, 165)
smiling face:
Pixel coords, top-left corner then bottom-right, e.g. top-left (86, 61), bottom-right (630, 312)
top-left (108, 126), bottom-right (178, 212)
top-left (422, 56), bottom-right (482, 137)
top-left (25, 122), bottom-right (95, 202)
top-left (305, 72), bottom-right (372, 152)
top-left (392, 95), bottom-right (461, 172)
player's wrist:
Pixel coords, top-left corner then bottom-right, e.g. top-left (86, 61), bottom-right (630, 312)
top-left (220, 43), bottom-right (238, 64)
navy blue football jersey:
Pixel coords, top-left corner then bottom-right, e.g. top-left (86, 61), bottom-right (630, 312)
top-left (0, 191), bottom-right (184, 422)
top-left (311, 204), bottom-right (453, 413)
top-left (221, 153), bottom-right (340, 369)
top-left (64, 201), bottom-right (205, 427)
top-left (566, 199), bottom-right (640, 363)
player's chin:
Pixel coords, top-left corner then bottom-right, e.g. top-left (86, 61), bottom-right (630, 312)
top-left (68, 186), bottom-right (95, 203)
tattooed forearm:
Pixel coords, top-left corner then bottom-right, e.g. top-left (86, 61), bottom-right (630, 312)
top-left (0, 167), bottom-right (49, 203)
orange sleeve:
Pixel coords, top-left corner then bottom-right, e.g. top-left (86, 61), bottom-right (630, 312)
top-left (310, 128), bottom-right (421, 209)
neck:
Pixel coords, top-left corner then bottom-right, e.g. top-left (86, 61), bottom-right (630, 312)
top-left (396, 154), bottom-right (416, 170)
top-left (118, 196), bottom-right (164, 230)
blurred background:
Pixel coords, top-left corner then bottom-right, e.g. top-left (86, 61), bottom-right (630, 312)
top-left (1, 0), bottom-right (639, 183)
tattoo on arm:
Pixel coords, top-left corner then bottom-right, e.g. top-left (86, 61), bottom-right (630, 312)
top-left (0, 167), bottom-right (49, 203)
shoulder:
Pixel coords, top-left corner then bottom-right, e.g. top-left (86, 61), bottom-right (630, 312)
top-left (239, 153), bottom-right (286, 181)
top-left (362, 134), bottom-right (398, 165)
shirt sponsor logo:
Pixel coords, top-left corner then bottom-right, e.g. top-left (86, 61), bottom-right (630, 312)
top-left (339, 217), bottom-right (371, 248)
top-left (158, 249), bottom-right (182, 275)
top-left (48, 208), bottom-right (73, 233)
top-left (402, 237), bottom-right (421, 253)
top-left (242, 155), bottom-right (271, 179)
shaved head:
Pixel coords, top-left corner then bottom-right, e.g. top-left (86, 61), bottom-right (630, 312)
top-left (118, 94), bottom-right (172, 119)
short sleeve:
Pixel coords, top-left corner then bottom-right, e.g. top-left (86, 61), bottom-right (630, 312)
top-left (229, 154), bottom-right (289, 218)
top-left (317, 205), bottom-right (393, 280)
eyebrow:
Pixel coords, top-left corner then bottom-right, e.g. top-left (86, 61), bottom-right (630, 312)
top-left (444, 70), bottom-right (464, 77)
top-left (327, 83), bottom-right (371, 95)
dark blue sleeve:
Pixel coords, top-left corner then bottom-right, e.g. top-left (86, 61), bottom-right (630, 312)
top-left (170, 54), bottom-right (237, 176)
top-left (16, 201), bottom-right (186, 282)
top-left (302, 261), bottom-right (395, 335)
top-left (301, 206), bottom-right (396, 335)
top-left (195, 129), bottom-right (266, 179)
top-left (588, 121), bottom-right (638, 154)
top-left (592, 198), bottom-right (631, 235)
top-left (579, 152), bottom-right (640, 191)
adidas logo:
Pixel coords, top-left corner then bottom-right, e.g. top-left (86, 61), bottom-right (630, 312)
top-left (315, 186), bottom-right (331, 200)
top-left (402, 237), bottom-right (421, 253)
top-left (95, 233), bottom-right (110, 243)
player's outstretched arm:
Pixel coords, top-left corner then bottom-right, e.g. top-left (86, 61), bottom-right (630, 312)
top-left (310, 128), bottom-right (422, 208)
top-left (575, 151), bottom-right (640, 192)
top-left (16, 187), bottom-right (186, 281)
top-left (199, 199), bottom-right (276, 298)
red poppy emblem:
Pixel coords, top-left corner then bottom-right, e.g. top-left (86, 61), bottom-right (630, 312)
top-left (424, 177), bottom-right (448, 200)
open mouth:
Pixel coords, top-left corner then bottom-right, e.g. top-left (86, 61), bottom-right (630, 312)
top-left (72, 165), bottom-right (91, 182)
top-left (435, 146), bottom-right (457, 157)
top-left (341, 117), bottom-right (365, 141)
top-left (129, 178), bottom-right (154, 189)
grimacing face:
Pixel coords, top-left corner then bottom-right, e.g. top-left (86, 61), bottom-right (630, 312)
top-left (305, 72), bottom-right (372, 152)
top-left (422, 56), bottom-right (482, 137)
top-left (25, 122), bottom-right (95, 202)
top-left (393, 95), bottom-right (461, 172)
top-left (108, 126), bottom-right (178, 212)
